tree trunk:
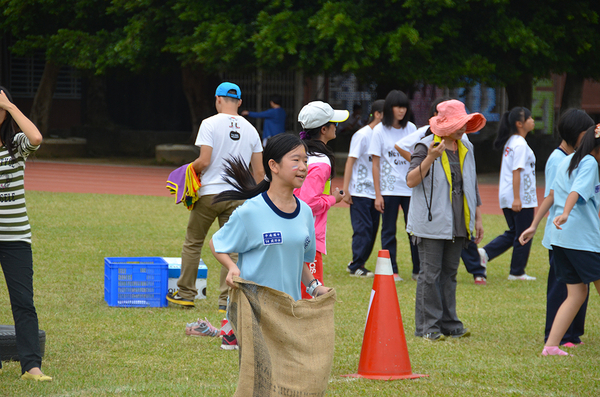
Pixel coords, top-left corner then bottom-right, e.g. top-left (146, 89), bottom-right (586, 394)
top-left (181, 64), bottom-right (218, 143)
top-left (559, 73), bottom-right (584, 115)
top-left (505, 73), bottom-right (533, 110)
top-left (84, 74), bottom-right (112, 127)
top-left (29, 61), bottom-right (60, 136)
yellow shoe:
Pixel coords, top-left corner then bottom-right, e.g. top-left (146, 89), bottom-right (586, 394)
top-left (21, 371), bottom-right (53, 382)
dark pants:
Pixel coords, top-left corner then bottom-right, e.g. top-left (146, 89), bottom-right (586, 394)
top-left (415, 237), bottom-right (465, 336)
top-left (348, 196), bottom-right (380, 271)
top-left (461, 239), bottom-right (487, 278)
top-left (0, 241), bottom-right (42, 374)
top-left (381, 195), bottom-right (420, 274)
top-left (483, 207), bottom-right (534, 276)
top-left (545, 250), bottom-right (588, 344)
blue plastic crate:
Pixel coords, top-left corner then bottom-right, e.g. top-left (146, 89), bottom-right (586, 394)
top-left (104, 257), bottom-right (168, 308)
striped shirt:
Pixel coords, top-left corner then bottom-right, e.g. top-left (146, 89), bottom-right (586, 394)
top-left (0, 133), bottom-right (39, 244)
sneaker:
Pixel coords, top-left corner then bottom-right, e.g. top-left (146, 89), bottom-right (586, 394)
top-left (412, 273), bottom-right (418, 281)
top-left (393, 273), bottom-right (404, 282)
top-left (218, 305), bottom-right (227, 313)
top-left (474, 276), bottom-right (487, 285)
top-left (21, 371), bottom-right (53, 382)
top-left (186, 317), bottom-right (220, 337)
top-left (445, 328), bottom-right (471, 338)
top-left (166, 291), bottom-right (194, 307)
top-left (562, 342), bottom-right (583, 347)
top-left (350, 267), bottom-right (374, 278)
top-left (220, 318), bottom-right (239, 350)
top-left (478, 248), bottom-right (488, 268)
top-left (423, 332), bottom-right (446, 342)
top-left (346, 262), bottom-right (352, 273)
top-left (221, 333), bottom-right (239, 350)
top-left (508, 274), bottom-right (536, 281)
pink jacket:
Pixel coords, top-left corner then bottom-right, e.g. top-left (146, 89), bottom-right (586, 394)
top-left (293, 155), bottom-right (336, 254)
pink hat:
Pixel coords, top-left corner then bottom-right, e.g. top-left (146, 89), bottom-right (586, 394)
top-left (429, 100), bottom-right (486, 137)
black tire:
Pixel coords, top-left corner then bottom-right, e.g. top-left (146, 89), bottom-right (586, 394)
top-left (0, 325), bottom-right (46, 362)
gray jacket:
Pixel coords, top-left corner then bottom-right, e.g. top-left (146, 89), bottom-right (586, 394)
top-left (406, 134), bottom-right (478, 240)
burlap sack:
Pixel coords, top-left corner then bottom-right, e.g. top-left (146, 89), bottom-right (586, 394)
top-left (229, 277), bottom-right (336, 397)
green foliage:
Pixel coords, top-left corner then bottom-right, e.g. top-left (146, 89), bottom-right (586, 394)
top-left (1, 0), bottom-right (599, 89)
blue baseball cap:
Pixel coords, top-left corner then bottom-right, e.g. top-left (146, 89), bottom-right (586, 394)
top-left (215, 82), bottom-right (241, 99)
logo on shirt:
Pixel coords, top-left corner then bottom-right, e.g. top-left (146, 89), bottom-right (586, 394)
top-left (263, 232), bottom-right (283, 245)
top-left (595, 185), bottom-right (600, 194)
top-left (230, 131), bottom-right (240, 141)
top-left (304, 236), bottom-right (311, 249)
top-left (0, 173), bottom-right (12, 189)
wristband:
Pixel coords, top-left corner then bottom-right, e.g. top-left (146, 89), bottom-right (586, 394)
top-left (306, 279), bottom-right (322, 297)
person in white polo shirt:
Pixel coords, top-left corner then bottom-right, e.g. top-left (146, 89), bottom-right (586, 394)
top-left (167, 82), bottom-right (264, 312)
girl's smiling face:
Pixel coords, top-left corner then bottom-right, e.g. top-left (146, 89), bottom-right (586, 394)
top-left (271, 145), bottom-right (308, 189)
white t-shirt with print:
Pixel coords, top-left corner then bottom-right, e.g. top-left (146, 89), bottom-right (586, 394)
top-left (348, 125), bottom-right (376, 199)
top-left (498, 134), bottom-right (537, 209)
top-left (195, 113), bottom-right (262, 196)
top-left (368, 121), bottom-right (417, 196)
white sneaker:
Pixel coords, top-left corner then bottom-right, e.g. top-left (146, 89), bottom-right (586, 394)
top-left (508, 274), bottom-right (536, 281)
top-left (478, 248), bottom-right (488, 268)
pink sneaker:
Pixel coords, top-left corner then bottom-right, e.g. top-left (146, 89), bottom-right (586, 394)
top-left (185, 317), bottom-right (220, 337)
top-left (542, 346), bottom-right (568, 356)
top-left (562, 342), bottom-right (584, 348)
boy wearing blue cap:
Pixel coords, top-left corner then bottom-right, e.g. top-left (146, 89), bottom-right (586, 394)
top-left (168, 83), bottom-right (264, 321)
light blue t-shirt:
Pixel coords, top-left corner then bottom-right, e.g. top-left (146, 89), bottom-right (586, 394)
top-left (550, 154), bottom-right (600, 252)
top-left (212, 192), bottom-right (316, 300)
top-left (541, 148), bottom-right (568, 250)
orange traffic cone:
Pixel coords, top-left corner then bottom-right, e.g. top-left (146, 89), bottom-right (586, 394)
top-left (342, 250), bottom-right (427, 380)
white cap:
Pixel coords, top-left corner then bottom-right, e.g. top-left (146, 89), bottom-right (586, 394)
top-left (298, 101), bottom-right (349, 130)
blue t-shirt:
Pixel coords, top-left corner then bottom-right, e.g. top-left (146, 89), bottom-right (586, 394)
top-left (247, 108), bottom-right (287, 139)
top-left (550, 154), bottom-right (600, 252)
top-left (541, 147), bottom-right (567, 250)
top-left (212, 192), bottom-right (316, 300)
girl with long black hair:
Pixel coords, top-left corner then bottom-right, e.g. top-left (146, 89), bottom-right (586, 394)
top-left (369, 90), bottom-right (418, 281)
top-left (543, 123), bottom-right (600, 355)
top-left (210, 133), bottom-right (330, 300)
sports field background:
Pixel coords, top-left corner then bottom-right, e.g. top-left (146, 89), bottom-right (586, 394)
top-left (0, 160), bottom-right (596, 396)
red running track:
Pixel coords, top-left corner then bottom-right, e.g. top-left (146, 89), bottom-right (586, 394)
top-left (23, 160), bottom-right (544, 216)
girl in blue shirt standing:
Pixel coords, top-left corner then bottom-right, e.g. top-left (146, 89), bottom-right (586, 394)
top-left (520, 109), bottom-right (594, 348)
top-left (544, 124), bottom-right (600, 356)
top-left (210, 133), bottom-right (330, 300)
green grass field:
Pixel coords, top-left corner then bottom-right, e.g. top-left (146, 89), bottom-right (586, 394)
top-left (0, 191), bottom-right (599, 396)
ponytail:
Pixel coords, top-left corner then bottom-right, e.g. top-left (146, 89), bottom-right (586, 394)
top-left (212, 156), bottom-right (269, 203)
top-left (568, 125), bottom-right (600, 177)
top-left (366, 99), bottom-right (385, 124)
top-left (213, 133), bottom-right (306, 203)
top-left (493, 107), bottom-right (532, 150)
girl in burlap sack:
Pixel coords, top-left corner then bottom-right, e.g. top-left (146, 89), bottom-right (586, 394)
top-left (209, 133), bottom-right (335, 396)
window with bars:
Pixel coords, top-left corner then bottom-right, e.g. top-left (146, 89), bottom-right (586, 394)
top-left (9, 54), bottom-right (81, 99)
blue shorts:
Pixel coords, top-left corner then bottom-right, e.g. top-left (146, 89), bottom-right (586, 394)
top-left (551, 245), bottom-right (600, 284)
